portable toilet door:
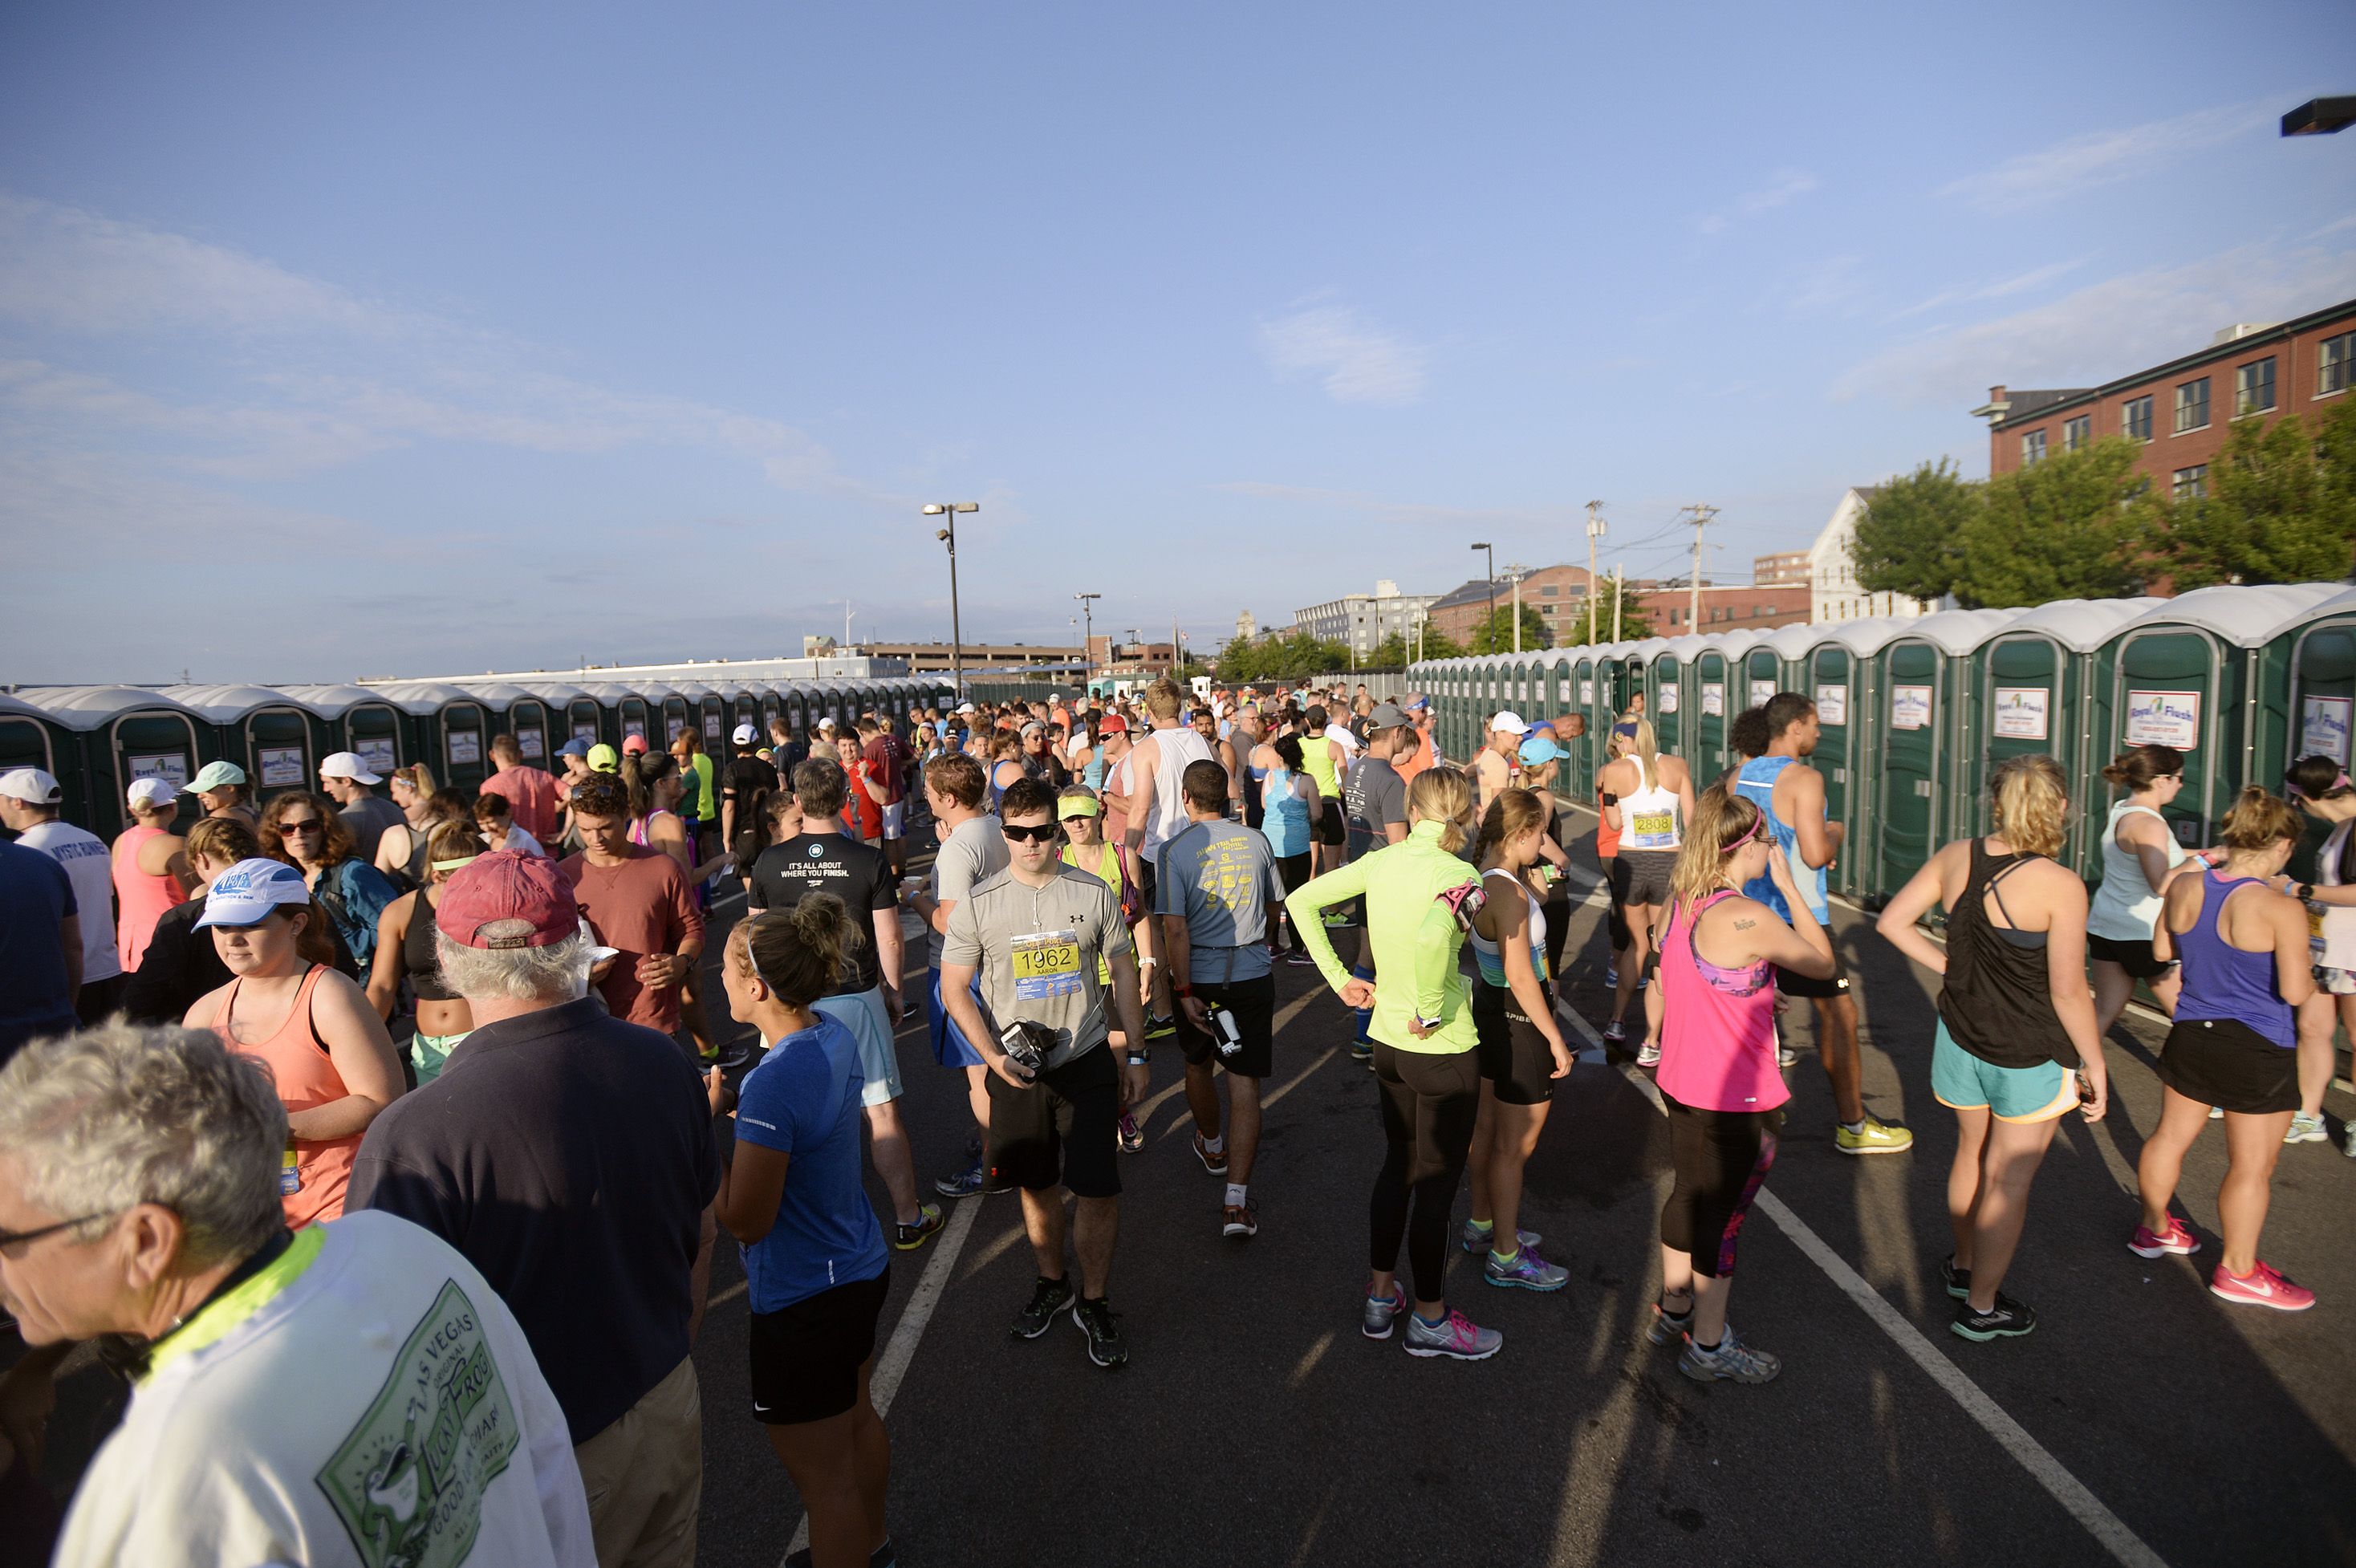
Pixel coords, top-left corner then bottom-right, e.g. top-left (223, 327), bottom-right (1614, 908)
top-left (618, 695), bottom-right (652, 746)
top-left (1744, 644), bottom-right (1783, 714)
top-left (1647, 644), bottom-right (1689, 756)
top-left (242, 703), bottom-right (318, 807)
top-left (2285, 590), bottom-right (2356, 875)
top-left (566, 697), bottom-right (606, 750)
top-left (505, 698), bottom-right (552, 769)
top-left (1693, 648), bottom-right (1729, 778)
top-left (1805, 641), bottom-right (1858, 886)
top-left (0, 695), bottom-right (71, 831)
top-left (71, 693), bottom-right (203, 837)
top-left (732, 691), bottom-right (761, 751)
top-left (439, 697), bottom-right (491, 790)
top-left (696, 693), bottom-right (728, 750)
top-left (1872, 628), bottom-right (1967, 900)
top-left (340, 700), bottom-right (404, 783)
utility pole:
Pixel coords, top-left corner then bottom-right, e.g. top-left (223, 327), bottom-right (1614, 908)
top-left (1505, 563), bottom-right (1530, 652)
top-left (1074, 591), bottom-right (1100, 692)
top-left (1684, 503), bottom-right (1718, 631)
top-left (1584, 501), bottom-right (1607, 645)
top-left (1612, 564), bottom-right (1623, 644)
top-left (1470, 542), bottom-right (1494, 652)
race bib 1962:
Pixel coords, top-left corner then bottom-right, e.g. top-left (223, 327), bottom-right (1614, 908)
top-left (1011, 928), bottom-right (1083, 1001)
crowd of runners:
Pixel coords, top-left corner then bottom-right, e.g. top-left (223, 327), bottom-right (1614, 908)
top-left (0, 671), bottom-right (2346, 1566)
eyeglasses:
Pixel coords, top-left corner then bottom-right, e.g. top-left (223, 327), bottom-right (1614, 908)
top-left (1001, 821), bottom-right (1061, 843)
top-left (278, 819), bottom-right (323, 834)
top-left (0, 1210), bottom-right (116, 1252)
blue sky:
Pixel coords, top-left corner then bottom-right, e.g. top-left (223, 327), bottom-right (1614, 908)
top-left (3, 2), bottom-right (2353, 684)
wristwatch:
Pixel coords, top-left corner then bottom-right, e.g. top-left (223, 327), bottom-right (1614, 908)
top-left (2297, 882), bottom-right (2316, 901)
top-left (1126, 1052), bottom-right (1149, 1067)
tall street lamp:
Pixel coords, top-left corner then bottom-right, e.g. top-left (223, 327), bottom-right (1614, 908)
top-left (1074, 591), bottom-right (1101, 693)
top-left (1471, 541), bottom-right (1494, 652)
top-left (922, 502), bottom-right (980, 699)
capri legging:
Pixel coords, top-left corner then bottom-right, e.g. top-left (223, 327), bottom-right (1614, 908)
top-left (1659, 1091), bottom-right (1781, 1280)
top-left (1370, 1043), bottom-right (1481, 1301)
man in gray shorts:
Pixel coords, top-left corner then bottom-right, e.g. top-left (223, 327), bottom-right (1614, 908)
top-left (941, 777), bottom-right (1149, 1369)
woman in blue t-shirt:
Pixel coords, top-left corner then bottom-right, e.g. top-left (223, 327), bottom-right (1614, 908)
top-left (710, 892), bottom-right (895, 1568)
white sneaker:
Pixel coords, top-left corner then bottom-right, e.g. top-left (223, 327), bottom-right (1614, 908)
top-left (2285, 1111), bottom-right (2329, 1145)
top-left (1636, 1040), bottom-right (1662, 1068)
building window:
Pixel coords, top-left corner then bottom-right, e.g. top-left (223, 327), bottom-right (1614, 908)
top-left (2122, 395), bottom-right (2153, 441)
top-left (2174, 377), bottom-right (2210, 434)
top-left (2021, 429), bottom-right (2047, 465)
top-left (1539, 584), bottom-right (1558, 598)
top-left (2235, 358), bottom-right (2277, 417)
top-left (2064, 415), bottom-right (2090, 451)
top-left (2173, 465), bottom-right (2208, 502)
top-left (2321, 331), bottom-right (2355, 396)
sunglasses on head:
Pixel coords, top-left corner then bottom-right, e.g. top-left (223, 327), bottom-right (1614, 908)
top-left (1001, 820), bottom-right (1061, 843)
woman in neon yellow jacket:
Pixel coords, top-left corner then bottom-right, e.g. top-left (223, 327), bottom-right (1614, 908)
top-left (1288, 766), bottom-right (1504, 1363)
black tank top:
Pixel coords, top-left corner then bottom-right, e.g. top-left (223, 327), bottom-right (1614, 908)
top-left (404, 887), bottom-right (458, 1002)
top-left (1936, 839), bottom-right (2077, 1070)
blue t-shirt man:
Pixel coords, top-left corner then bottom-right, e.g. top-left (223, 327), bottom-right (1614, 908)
top-left (1734, 755), bottom-right (1830, 923)
top-left (0, 839), bottom-right (77, 1065)
top-left (734, 1013), bottom-right (889, 1311)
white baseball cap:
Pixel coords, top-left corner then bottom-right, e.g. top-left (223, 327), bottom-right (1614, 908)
top-left (956, 702), bottom-right (976, 715)
top-left (816, 717), bottom-right (836, 731)
top-left (127, 777), bottom-right (178, 810)
top-left (193, 858), bottom-right (314, 929)
top-left (731, 723), bottom-right (758, 745)
top-left (1490, 710), bottom-right (1529, 736)
top-left (319, 750), bottom-right (384, 786)
top-left (0, 767), bottom-right (62, 805)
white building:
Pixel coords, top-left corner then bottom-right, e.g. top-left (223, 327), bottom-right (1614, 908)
top-left (1293, 580), bottom-right (1440, 658)
top-left (1235, 609), bottom-right (1257, 644)
top-left (1809, 487), bottom-right (1939, 624)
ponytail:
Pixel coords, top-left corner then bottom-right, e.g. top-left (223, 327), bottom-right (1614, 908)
top-left (1474, 788), bottom-right (1547, 865)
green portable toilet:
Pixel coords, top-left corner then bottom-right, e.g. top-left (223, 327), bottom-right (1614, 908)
top-left (1871, 610), bottom-right (2027, 900)
top-left (286, 685), bottom-right (406, 783)
top-left (2091, 584), bottom-right (2345, 854)
top-left (1757, 624), bottom-right (1822, 707)
top-left (616, 691), bottom-right (654, 747)
top-left (574, 684), bottom-right (632, 751)
top-left (519, 681), bottom-right (592, 766)
top-left (1692, 641), bottom-right (1733, 778)
top-left (2282, 587), bottom-right (2356, 876)
top-left (160, 686), bottom-right (316, 810)
top-left (0, 693), bottom-right (87, 832)
top-left (14, 687), bottom-right (206, 836)
top-left (1806, 620), bottom-right (1906, 900)
top-left (458, 684), bottom-right (531, 764)
top-left (1967, 599), bottom-right (2162, 875)
top-left (1647, 637), bottom-right (1699, 755)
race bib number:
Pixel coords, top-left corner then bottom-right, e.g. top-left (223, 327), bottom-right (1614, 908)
top-left (1630, 809), bottom-right (1676, 847)
top-left (1012, 928), bottom-right (1083, 1001)
top-left (280, 1142), bottom-right (301, 1197)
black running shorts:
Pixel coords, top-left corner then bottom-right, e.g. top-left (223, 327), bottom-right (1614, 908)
top-left (987, 1044), bottom-right (1123, 1197)
top-left (749, 1265), bottom-right (889, 1425)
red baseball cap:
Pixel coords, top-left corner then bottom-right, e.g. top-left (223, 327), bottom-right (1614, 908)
top-left (620, 733), bottom-right (651, 755)
top-left (436, 851), bottom-right (579, 950)
top-left (1098, 714), bottom-right (1130, 734)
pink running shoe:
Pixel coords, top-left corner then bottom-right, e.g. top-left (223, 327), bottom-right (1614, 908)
top-left (2128, 1217), bottom-right (2200, 1258)
top-left (2210, 1261), bottom-right (2316, 1312)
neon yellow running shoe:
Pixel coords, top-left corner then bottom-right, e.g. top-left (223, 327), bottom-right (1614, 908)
top-left (1835, 1116), bottom-right (1913, 1156)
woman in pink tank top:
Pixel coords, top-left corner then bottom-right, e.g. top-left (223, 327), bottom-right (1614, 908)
top-left (110, 786), bottom-right (189, 973)
top-left (1649, 788), bottom-right (1834, 1387)
top-left (182, 859), bottom-right (404, 1229)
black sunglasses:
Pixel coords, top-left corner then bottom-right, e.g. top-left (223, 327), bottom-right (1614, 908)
top-left (1001, 821), bottom-right (1061, 843)
top-left (0, 1210), bottom-right (116, 1251)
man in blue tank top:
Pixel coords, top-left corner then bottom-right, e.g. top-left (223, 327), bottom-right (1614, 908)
top-left (1733, 693), bottom-right (1912, 1156)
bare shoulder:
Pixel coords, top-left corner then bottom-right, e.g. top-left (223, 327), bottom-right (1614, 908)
top-left (184, 981), bottom-right (232, 1028)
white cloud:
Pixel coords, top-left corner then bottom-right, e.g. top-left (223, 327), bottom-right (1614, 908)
top-left (1940, 102), bottom-right (2275, 211)
top-left (1257, 304), bottom-right (1426, 405)
top-left (1834, 243), bottom-right (2356, 408)
top-left (1888, 256), bottom-right (2092, 320)
top-left (1788, 254), bottom-right (1869, 317)
top-left (1698, 169), bottom-right (1818, 236)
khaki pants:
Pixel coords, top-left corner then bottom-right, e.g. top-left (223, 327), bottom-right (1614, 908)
top-left (573, 1355), bottom-right (703, 1568)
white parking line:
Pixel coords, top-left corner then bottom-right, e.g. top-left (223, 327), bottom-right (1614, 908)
top-left (1550, 997), bottom-right (2169, 1568)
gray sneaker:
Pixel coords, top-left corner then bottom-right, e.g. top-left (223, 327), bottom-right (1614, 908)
top-left (1460, 1220), bottom-right (1541, 1254)
top-left (1403, 1307), bottom-right (1505, 1361)
top-left (1677, 1323), bottom-right (1781, 1384)
top-left (1484, 1245), bottom-right (1569, 1292)
top-left (1646, 1302), bottom-right (1693, 1347)
top-left (1362, 1282), bottom-right (1408, 1340)
top-left (1636, 1040), bottom-right (1662, 1068)
top-left (2285, 1111), bottom-right (2329, 1145)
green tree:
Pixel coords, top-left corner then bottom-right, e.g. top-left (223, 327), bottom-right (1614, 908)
top-left (2159, 400), bottom-right (2356, 589)
top-left (1854, 459), bottom-right (1973, 602)
top-left (1467, 603), bottom-right (1553, 654)
top-left (1368, 632), bottom-right (1412, 668)
top-left (1215, 629), bottom-right (1354, 683)
top-left (1416, 624), bottom-right (1463, 660)
top-left (1952, 437), bottom-right (2159, 607)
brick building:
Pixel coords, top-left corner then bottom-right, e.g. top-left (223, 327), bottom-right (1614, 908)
top-left (1753, 550), bottom-right (1811, 587)
top-left (1641, 583), bottom-right (1812, 634)
top-left (1424, 564), bottom-right (1610, 648)
top-left (1975, 297), bottom-right (2356, 501)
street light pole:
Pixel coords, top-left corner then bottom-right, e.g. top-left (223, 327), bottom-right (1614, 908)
top-left (1471, 541), bottom-right (1494, 652)
top-left (1585, 500), bottom-right (1607, 645)
top-left (1505, 563), bottom-right (1529, 653)
top-left (1074, 591), bottom-right (1100, 693)
top-left (922, 502), bottom-right (980, 700)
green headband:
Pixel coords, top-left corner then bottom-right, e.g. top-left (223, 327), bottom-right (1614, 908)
top-left (430, 855), bottom-right (480, 873)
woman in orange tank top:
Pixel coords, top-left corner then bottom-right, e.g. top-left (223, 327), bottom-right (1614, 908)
top-left (182, 857), bottom-right (404, 1228)
top-left (111, 780), bottom-right (191, 972)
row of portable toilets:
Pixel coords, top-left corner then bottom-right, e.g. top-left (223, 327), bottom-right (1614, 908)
top-left (0, 669), bottom-right (1046, 838)
top-left (1413, 583), bottom-right (2356, 904)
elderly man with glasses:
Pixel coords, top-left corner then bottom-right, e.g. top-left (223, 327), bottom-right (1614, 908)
top-left (0, 1022), bottom-right (593, 1567)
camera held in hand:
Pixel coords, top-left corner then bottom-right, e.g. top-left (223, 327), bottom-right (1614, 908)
top-left (997, 1018), bottom-right (1056, 1078)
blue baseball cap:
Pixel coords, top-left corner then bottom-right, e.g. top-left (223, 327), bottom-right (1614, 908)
top-left (557, 737), bottom-right (592, 758)
top-left (1519, 736), bottom-right (1562, 766)
top-left (194, 858), bottom-right (313, 929)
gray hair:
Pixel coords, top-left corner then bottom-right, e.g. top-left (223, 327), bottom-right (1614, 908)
top-left (0, 1023), bottom-right (286, 1268)
top-left (436, 926), bottom-right (594, 1003)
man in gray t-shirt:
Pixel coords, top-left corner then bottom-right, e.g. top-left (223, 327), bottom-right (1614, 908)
top-left (902, 753), bottom-right (1010, 1200)
top-left (939, 776), bottom-right (1147, 1368)
top-left (1156, 761), bottom-right (1286, 1239)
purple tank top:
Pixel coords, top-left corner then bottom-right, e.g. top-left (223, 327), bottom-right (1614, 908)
top-left (2175, 871), bottom-right (2295, 1047)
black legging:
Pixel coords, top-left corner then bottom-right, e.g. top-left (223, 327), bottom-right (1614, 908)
top-left (1369, 1043), bottom-right (1481, 1301)
top-left (1659, 1091), bottom-right (1781, 1280)
top-left (1271, 852), bottom-right (1312, 949)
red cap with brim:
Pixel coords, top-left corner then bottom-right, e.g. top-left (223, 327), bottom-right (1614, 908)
top-left (436, 850), bottom-right (579, 950)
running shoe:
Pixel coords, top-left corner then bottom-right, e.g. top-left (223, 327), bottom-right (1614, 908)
top-left (1460, 1220), bottom-right (1540, 1254)
top-left (1606, 965), bottom-right (1619, 987)
top-left (2128, 1216), bottom-right (2200, 1257)
top-left (1646, 1302), bottom-right (1692, 1347)
top-left (1222, 1204), bottom-right (1258, 1239)
top-left (1011, 1275), bottom-right (1075, 1338)
top-left (1286, 948), bottom-right (1319, 967)
top-left (933, 1156), bottom-right (987, 1200)
top-left (1602, 1021), bottom-right (1628, 1046)
top-left (1363, 1282), bottom-right (1409, 1340)
top-left (1834, 1116), bottom-right (1913, 1156)
top-left (2346, 1123), bottom-right (2356, 1158)
top-left (1146, 1014), bottom-right (1178, 1041)
top-left (1323, 910), bottom-right (1354, 929)
top-left (1116, 1110), bottom-right (1145, 1154)
top-left (2208, 1103), bottom-right (2224, 1120)
top-left (1941, 1254), bottom-right (1971, 1301)
top-left (2285, 1111), bottom-right (2329, 1145)
top-left (1677, 1324), bottom-right (1781, 1383)
top-left (1951, 1294), bottom-right (2037, 1342)
top-left (1635, 1040), bottom-right (1662, 1069)
top-left (1403, 1308), bottom-right (1504, 1361)
top-left (1351, 1039), bottom-right (1375, 1064)
top-left (1074, 1297), bottom-right (1129, 1367)
top-left (1777, 1044), bottom-right (1799, 1069)
top-left (1484, 1245), bottom-right (1569, 1292)
top-left (892, 1203), bottom-right (944, 1252)
top-left (1192, 1133), bottom-right (1229, 1176)
top-left (2209, 1261), bottom-right (2316, 1311)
